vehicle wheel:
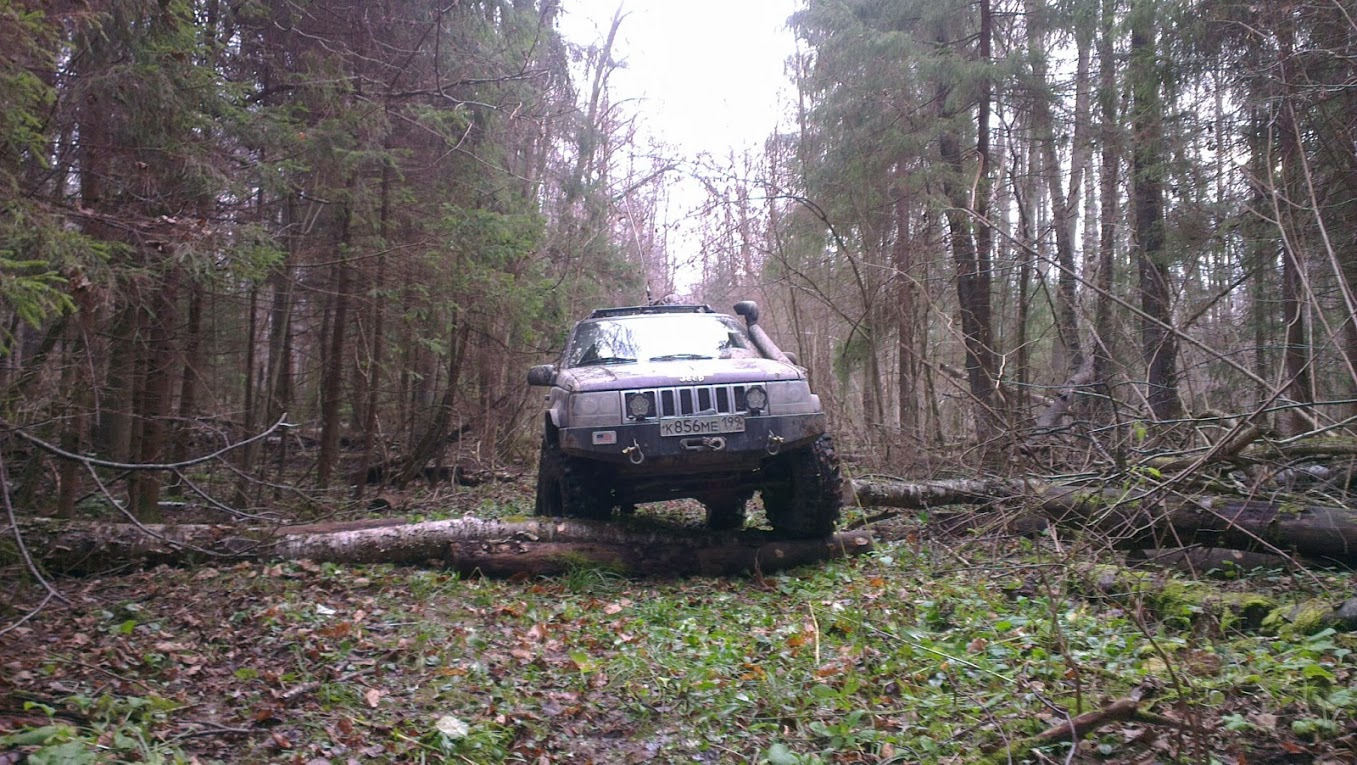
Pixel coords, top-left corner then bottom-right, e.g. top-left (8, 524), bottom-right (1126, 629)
top-left (760, 435), bottom-right (843, 537)
top-left (703, 491), bottom-right (752, 531)
top-left (534, 444), bottom-right (564, 516)
top-left (561, 455), bottom-right (612, 520)
top-left (535, 446), bottom-right (611, 520)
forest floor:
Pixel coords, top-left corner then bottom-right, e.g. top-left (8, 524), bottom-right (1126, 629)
top-left (2, 477), bottom-right (1357, 764)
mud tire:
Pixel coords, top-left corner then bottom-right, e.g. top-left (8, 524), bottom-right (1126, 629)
top-left (760, 435), bottom-right (842, 537)
top-left (534, 444), bottom-right (563, 516)
top-left (534, 444), bottom-right (611, 520)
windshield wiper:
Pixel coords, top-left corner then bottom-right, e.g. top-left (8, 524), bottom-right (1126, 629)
top-left (649, 354), bottom-right (712, 362)
top-left (580, 356), bottom-right (637, 366)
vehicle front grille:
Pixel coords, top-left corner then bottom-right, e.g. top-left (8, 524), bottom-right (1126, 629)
top-left (624, 384), bottom-right (750, 419)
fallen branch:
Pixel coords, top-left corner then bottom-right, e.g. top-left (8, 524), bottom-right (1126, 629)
top-left (2, 414), bottom-right (293, 471)
top-left (0, 450), bottom-right (68, 636)
top-left (981, 680), bottom-right (1203, 765)
top-left (1142, 423), bottom-right (1267, 472)
top-left (982, 695), bottom-right (1187, 764)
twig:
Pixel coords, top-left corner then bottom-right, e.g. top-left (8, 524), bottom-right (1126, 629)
top-left (279, 668), bottom-right (370, 702)
top-left (2, 414), bottom-right (293, 471)
top-left (82, 462), bottom-right (263, 559)
top-left (0, 591), bottom-right (56, 637)
top-left (0, 450), bottom-right (69, 634)
top-left (168, 721), bottom-right (258, 742)
top-left (45, 656), bottom-right (159, 694)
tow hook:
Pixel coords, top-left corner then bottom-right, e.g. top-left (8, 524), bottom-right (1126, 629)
top-left (623, 439), bottom-right (646, 465)
top-left (681, 436), bottom-right (726, 452)
top-left (766, 433), bottom-right (784, 455)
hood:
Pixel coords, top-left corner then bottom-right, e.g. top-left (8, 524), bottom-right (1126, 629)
top-left (558, 357), bottom-right (802, 393)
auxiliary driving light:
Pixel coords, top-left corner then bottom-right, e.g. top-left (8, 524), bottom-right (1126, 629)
top-left (745, 386), bottom-right (768, 412)
top-left (626, 392), bottom-right (655, 419)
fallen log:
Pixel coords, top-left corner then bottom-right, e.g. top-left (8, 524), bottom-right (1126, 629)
top-left (850, 478), bottom-right (1357, 565)
top-left (849, 477), bottom-right (1026, 509)
top-left (19, 517), bottom-right (874, 578)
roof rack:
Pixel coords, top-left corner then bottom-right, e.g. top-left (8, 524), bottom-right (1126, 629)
top-left (587, 304), bottom-right (716, 319)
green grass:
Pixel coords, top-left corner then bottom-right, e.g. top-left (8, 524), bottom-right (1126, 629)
top-left (2, 507), bottom-right (1355, 763)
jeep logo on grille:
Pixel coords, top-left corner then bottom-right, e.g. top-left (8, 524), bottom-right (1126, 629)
top-left (678, 367), bottom-right (705, 383)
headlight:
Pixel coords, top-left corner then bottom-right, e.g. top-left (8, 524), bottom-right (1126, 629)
top-left (765, 381), bottom-right (819, 414)
top-left (745, 386), bottom-right (767, 412)
top-left (626, 392), bottom-right (655, 419)
top-left (568, 392), bottom-right (621, 427)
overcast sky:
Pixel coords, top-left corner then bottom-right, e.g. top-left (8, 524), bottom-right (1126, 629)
top-left (556, 1), bottom-right (798, 158)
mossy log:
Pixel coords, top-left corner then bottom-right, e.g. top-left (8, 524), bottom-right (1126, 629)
top-left (1033, 487), bottom-right (1357, 564)
top-left (18, 517), bottom-right (873, 578)
top-left (850, 478), bottom-right (1357, 565)
top-left (1262, 597), bottom-right (1357, 636)
top-left (1126, 547), bottom-right (1291, 576)
top-left (1069, 562), bottom-right (1279, 632)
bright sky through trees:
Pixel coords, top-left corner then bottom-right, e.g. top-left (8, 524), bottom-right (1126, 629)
top-left (557, 1), bottom-right (797, 293)
top-left (558, 1), bottom-right (796, 156)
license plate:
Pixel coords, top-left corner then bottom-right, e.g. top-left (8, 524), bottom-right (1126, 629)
top-left (659, 415), bottom-right (746, 437)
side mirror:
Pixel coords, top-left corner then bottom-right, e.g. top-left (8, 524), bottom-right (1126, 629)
top-left (784, 351), bottom-right (800, 366)
top-left (527, 364), bottom-right (557, 386)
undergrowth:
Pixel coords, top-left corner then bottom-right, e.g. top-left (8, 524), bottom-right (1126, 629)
top-left (2, 502), bottom-right (1355, 763)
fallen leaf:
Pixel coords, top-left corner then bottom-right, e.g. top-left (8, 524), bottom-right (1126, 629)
top-left (364, 688), bottom-right (382, 708)
top-left (1248, 713), bottom-right (1278, 730)
top-left (435, 715), bottom-right (469, 739)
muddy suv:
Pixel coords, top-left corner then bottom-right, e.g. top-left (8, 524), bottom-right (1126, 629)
top-left (527, 301), bottom-right (842, 536)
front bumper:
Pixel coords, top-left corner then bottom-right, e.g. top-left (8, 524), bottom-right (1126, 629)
top-left (558, 412), bottom-right (826, 472)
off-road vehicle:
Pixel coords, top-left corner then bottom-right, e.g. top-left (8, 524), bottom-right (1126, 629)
top-left (527, 300), bottom-right (842, 536)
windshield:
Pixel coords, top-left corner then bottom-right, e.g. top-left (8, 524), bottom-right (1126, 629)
top-left (564, 314), bottom-right (756, 368)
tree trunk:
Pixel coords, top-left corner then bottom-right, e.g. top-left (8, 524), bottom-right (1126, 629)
top-left (1025, 0), bottom-right (1088, 375)
top-left (317, 236), bottom-right (352, 489)
top-left (170, 284), bottom-right (204, 494)
top-left (892, 192), bottom-right (919, 445)
top-left (353, 160), bottom-right (390, 499)
top-left (235, 285), bottom-right (260, 506)
top-left (933, 18), bottom-right (1000, 454)
top-left (26, 518), bottom-right (874, 578)
top-left (395, 315), bottom-right (471, 486)
top-left (1273, 26), bottom-right (1314, 436)
top-left (263, 248), bottom-right (296, 489)
top-left (938, 120), bottom-right (1000, 450)
top-left (129, 270), bottom-right (178, 522)
top-left (1130, 0), bottom-right (1182, 422)
top-left (1092, 0), bottom-right (1121, 425)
